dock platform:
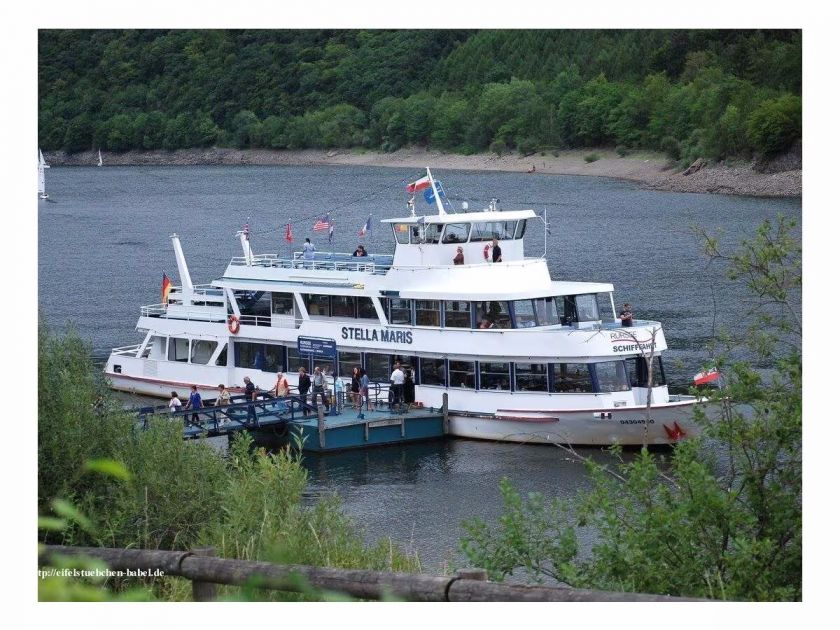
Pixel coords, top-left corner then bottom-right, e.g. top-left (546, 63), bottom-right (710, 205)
top-left (289, 405), bottom-right (446, 452)
top-left (135, 395), bottom-right (447, 452)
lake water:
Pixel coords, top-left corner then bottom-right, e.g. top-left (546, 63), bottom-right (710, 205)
top-left (38, 165), bottom-right (800, 571)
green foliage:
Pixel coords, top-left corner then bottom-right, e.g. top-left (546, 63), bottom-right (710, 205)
top-left (584, 152), bottom-right (600, 163)
top-left (660, 135), bottom-right (681, 160)
top-left (38, 30), bottom-right (801, 161)
top-left (460, 217), bottom-right (801, 601)
top-left (747, 95), bottom-right (802, 157)
top-left (38, 325), bottom-right (421, 600)
top-left (615, 145), bottom-right (629, 157)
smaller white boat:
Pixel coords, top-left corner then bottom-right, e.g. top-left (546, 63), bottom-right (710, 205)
top-left (98, 149), bottom-right (103, 167)
top-left (38, 149), bottom-right (50, 199)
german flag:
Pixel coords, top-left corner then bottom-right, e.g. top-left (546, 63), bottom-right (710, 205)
top-left (161, 273), bottom-right (172, 304)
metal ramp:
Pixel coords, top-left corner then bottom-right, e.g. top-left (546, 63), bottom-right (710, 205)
top-left (136, 393), bottom-right (316, 440)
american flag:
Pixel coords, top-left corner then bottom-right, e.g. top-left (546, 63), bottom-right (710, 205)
top-left (284, 221), bottom-right (293, 243)
top-left (313, 215), bottom-right (331, 232)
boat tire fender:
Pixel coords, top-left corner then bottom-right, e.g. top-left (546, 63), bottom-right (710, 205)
top-left (228, 315), bottom-right (241, 335)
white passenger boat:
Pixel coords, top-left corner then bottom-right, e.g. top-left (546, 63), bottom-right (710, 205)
top-left (38, 148), bottom-right (50, 199)
top-left (105, 169), bottom-right (701, 445)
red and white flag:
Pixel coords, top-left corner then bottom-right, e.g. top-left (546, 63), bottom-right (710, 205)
top-left (693, 368), bottom-right (721, 386)
top-left (284, 222), bottom-right (293, 243)
top-left (406, 175), bottom-right (432, 193)
top-left (313, 215), bottom-right (331, 232)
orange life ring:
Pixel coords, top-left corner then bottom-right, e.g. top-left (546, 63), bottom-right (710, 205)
top-left (227, 315), bottom-right (241, 335)
top-left (483, 243), bottom-right (491, 260)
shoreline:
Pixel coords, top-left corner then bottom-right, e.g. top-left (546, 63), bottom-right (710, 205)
top-left (44, 147), bottom-right (801, 198)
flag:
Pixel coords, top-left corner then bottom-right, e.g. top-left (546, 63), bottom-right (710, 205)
top-left (284, 221), bottom-right (293, 243)
top-left (161, 273), bottom-right (172, 303)
top-left (359, 215), bottom-right (372, 237)
top-left (328, 222), bottom-right (335, 243)
top-left (243, 222), bottom-right (250, 241)
top-left (406, 175), bottom-right (432, 193)
top-left (423, 180), bottom-right (445, 205)
top-left (693, 368), bottom-right (721, 386)
top-left (313, 215), bottom-right (331, 232)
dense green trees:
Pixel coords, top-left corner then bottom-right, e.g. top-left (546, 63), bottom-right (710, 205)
top-left (38, 29), bottom-right (801, 162)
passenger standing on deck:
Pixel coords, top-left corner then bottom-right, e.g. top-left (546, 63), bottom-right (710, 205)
top-left (358, 369), bottom-right (371, 417)
top-left (297, 367), bottom-right (311, 416)
top-left (303, 238), bottom-right (315, 265)
top-left (619, 303), bottom-right (634, 327)
top-left (390, 362), bottom-right (405, 411)
top-left (273, 372), bottom-right (290, 397)
top-left (186, 385), bottom-right (202, 425)
top-left (168, 391), bottom-right (183, 414)
top-left (491, 237), bottom-right (502, 263)
top-left (215, 384), bottom-right (231, 406)
top-left (351, 366), bottom-right (362, 410)
top-left (403, 369), bottom-right (415, 406)
top-left (453, 246), bottom-right (464, 265)
top-left (244, 376), bottom-right (257, 424)
top-left (312, 367), bottom-right (328, 407)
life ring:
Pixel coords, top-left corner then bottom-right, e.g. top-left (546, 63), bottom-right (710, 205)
top-left (227, 315), bottom-right (241, 335)
top-left (483, 244), bottom-right (491, 260)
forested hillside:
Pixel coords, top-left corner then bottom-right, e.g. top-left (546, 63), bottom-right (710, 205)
top-left (38, 29), bottom-right (801, 163)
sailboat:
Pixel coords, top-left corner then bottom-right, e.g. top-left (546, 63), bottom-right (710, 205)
top-left (38, 149), bottom-right (50, 199)
top-left (97, 149), bottom-right (103, 167)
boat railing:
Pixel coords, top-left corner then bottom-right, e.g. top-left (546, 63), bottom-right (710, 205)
top-left (229, 253), bottom-right (394, 275)
top-left (140, 304), bottom-right (226, 322)
top-left (237, 314), bottom-right (272, 327)
top-left (111, 344), bottom-right (142, 356)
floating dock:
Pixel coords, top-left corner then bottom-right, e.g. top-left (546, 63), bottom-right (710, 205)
top-left (136, 394), bottom-right (447, 452)
top-left (288, 406), bottom-right (446, 452)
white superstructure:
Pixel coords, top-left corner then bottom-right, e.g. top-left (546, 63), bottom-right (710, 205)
top-left (38, 148), bottom-right (49, 199)
top-left (105, 170), bottom-right (701, 445)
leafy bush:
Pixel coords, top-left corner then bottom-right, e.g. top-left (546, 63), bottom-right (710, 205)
top-left (659, 135), bottom-right (681, 160)
top-left (583, 152), bottom-right (600, 163)
top-left (747, 95), bottom-right (801, 157)
top-left (615, 145), bottom-right (629, 157)
top-left (489, 139), bottom-right (506, 156)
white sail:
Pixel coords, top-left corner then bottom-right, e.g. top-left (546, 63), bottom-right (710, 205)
top-left (98, 149), bottom-right (103, 167)
top-left (38, 149), bottom-right (49, 197)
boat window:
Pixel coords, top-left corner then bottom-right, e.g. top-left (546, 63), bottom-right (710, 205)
top-left (625, 356), bottom-right (667, 388)
top-left (470, 221), bottom-right (517, 242)
top-left (388, 298), bottom-right (413, 325)
top-left (393, 224), bottom-right (411, 244)
top-left (271, 292), bottom-right (295, 316)
top-left (190, 340), bottom-right (217, 364)
top-left (235, 341), bottom-right (284, 372)
top-left (597, 293), bottom-right (614, 320)
top-left (420, 357), bottom-right (446, 386)
top-left (331, 295), bottom-right (355, 318)
top-left (534, 297), bottom-right (561, 326)
top-left (552, 362), bottom-right (594, 393)
top-left (424, 223), bottom-right (444, 244)
top-left (415, 300), bottom-right (441, 327)
top-left (303, 294), bottom-right (330, 316)
top-left (236, 290), bottom-right (271, 317)
top-left (475, 301), bottom-right (512, 329)
top-left (167, 337), bottom-right (190, 362)
top-left (143, 335), bottom-right (166, 359)
top-left (441, 223), bottom-right (470, 244)
top-left (357, 297), bottom-right (379, 320)
top-left (286, 345), bottom-right (310, 373)
top-left (479, 361), bottom-right (511, 391)
top-left (514, 220), bottom-right (527, 239)
top-left (392, 355), bottom-right (418, 376)
top-left (410, 225), bottom-right (424, 244)
top-left (512, 299), bottom-right (538, 328)
top-left (448, 360), bottom-right (476, 389)
top-left (215, 344), bottom-right (228, 367)
top-left (555, 296), bottom-right (577, 325)
top-left (338, 351), bottom-right (362, 377)
top-left (365, 353), bottom-right (391, 382)
top-left (593, 361), bottom-right (630, 392)
top-left (515, 363), bottom-right (548, 392)
top-left (575, 294), bottom-right (600, 322)
top-left (443, 300), bottom-right (471, 328)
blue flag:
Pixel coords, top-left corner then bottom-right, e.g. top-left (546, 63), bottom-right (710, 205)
top-left (423, 180), bottom-right (445, 205)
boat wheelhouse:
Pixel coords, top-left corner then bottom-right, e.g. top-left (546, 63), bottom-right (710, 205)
top-left (106, 170), bottom-right (700, 445)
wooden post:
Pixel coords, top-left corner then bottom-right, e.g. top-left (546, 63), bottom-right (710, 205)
top-left (317, 403), bottom-right (326, 448)
top-left (442, 392), bottom-right (449, 434)
top-left (190, 547), bottom-right (217, 601)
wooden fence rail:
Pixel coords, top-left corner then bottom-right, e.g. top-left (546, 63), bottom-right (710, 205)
top-left (40, 545), bottom-right (703, 602)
